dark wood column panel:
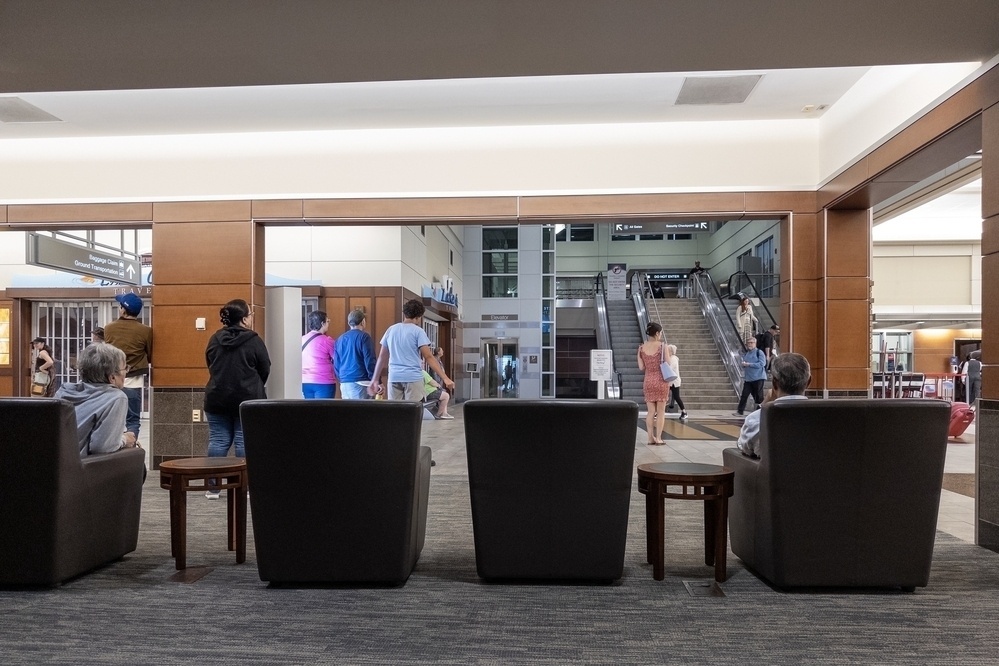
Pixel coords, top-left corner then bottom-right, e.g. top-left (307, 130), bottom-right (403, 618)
top-left (151, 217), bottom-right (264, 388)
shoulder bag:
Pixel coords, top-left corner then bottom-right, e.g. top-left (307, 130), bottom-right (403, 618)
top-left (659, 343), bottom-right (678, 383)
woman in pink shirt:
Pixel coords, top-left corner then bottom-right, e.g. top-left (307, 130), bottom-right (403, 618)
top-left (301, 311), bottom-right (337, 399)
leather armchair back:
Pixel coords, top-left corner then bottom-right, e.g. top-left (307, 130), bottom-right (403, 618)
top-left (464, 399), bottom-right (638, 581)
top-left (723, 398), bottom-right (950, 588)
top-left (0, 398), bottom-right (144, 586)
top-left (240, 399), bottom-right (431, 585)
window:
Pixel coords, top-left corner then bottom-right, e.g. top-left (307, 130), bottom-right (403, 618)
top-left (0, 307), bottom-right (9, 366)
top-left (554, 224), bottom-right (594, 242)
top-left (482, 227), bottom-right (518, 298)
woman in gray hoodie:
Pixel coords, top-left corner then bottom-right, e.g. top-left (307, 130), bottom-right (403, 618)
top-left (55, 343), bottom-right (138, 456)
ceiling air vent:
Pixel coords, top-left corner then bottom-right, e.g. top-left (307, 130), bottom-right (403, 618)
top-left (0, 97), bottom-right (62, 123)
top-left (674, 75), bottom-right (762, 105)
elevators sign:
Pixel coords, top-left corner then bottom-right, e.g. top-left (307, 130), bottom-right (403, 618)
top-left (27, 233), bottom-right (141, 286)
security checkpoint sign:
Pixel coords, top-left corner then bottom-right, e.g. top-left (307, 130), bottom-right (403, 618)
top-left (27, 233), bottom-right (141, 286)
top-left (590, 349), bottom-right (614, 382)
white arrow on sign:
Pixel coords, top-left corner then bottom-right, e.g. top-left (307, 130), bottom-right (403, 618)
top-left (126, 265), bottom-right (136, 278)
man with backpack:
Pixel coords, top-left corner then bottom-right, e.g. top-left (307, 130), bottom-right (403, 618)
top-left (735, 336), bottom-right (768, 417)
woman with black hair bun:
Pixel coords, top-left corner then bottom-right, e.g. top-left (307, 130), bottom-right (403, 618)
top-left (636, 322), bottom-right (671, 445)
top-left (202, 299), bottom-right (271, 499)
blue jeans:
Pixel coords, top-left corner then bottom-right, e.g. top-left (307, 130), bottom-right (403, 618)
top-left (206, 411), bottom-right (245, 458)
top-left (339, 382), bottom-right (371, 400)
top-left (123, 387), bottom-right (142, 437)
top-left (303, 383), bottom-right (336, 399)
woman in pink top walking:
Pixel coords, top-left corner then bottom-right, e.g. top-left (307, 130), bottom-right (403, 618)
top-left (301, 311), bottom-right (337, 399)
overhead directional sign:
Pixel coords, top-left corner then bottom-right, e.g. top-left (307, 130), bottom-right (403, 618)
top-left (27, 233), bottom-right (141, 286)
top-left (613, 221), bottom-right (711, 234)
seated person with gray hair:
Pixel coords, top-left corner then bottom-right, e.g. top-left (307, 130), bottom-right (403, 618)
top-left (736, 352), bottom-right (811, 459)
top-left (55, 343), bottom-right (139, 456)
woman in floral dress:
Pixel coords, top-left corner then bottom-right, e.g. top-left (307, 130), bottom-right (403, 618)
top-left (636, 322), bottom-right (671, 445)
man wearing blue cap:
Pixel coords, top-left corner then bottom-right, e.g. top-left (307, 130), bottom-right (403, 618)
top-left (102, 293), bottom-right (153, 442)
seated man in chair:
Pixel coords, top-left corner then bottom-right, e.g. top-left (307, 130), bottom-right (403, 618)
top-left (736, 352), bottom-right (811, 459)
top-left (55, 343), bottom-right (139, 456)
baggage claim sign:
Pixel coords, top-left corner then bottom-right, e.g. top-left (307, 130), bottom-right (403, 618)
top-left (27, 233), bottom-right (142, 286)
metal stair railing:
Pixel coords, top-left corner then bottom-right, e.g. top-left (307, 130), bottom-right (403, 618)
top-left (692, 272), bottom-right (745, 394)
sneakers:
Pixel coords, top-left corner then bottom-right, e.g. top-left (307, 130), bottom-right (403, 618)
top-left (437, 414), bottom-right (454, 420)
top-left (205, 490), bottom-right (220, 500)
top-left (733, 412), bottom-right (745, 417)
top-left (680, 411), bottom-right (688, 421)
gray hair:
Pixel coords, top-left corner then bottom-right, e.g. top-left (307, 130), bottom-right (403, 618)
top-left (668, 344), bottom-right (677, 354)
top-left (347, 309), bottom-right (366, 326)
top-left (78, 343), bottom-right (126, 384)
top-left (770, 353), bottom-right (811, 395)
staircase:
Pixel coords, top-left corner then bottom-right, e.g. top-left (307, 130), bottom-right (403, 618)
top-left (606, 300), bottom-right (645, 403)
top-left (647, 298), bottom-right (739, 411)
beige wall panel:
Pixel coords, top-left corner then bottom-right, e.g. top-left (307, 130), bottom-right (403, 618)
top-left (826, 209), bottom-right (870, 278)
top-left (826, 367), bottom-right (869, 391)
top-left (519, 193), bottom-right (746, 218)
top-left (152, 221), bottom-right (256, 285)
top-left (252, 199), bottom-right (304, 219)
top-left (155, 367), bottom-right (210, 388)
top-left (304, 197), bottom-right (517, 220)
top-left (827, 277), bottom-right (870, 301)
top-left (873, 256), bottom-right (971, 305)
top-left (6, 202), bottom-right (153, 223)
top-left (153, 201), bottom-right (251, 223)
top-left (0, 206), bottom-right (6, 223)
top-left (745, 192), bottom-right (817, 215)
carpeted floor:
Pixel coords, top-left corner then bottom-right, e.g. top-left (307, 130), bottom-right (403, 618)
top-left (942, 473), bottom-right (976, 498)
top-left (2, 475), bottom-right (999, 664)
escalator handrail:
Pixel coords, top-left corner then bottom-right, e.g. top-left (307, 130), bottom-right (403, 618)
top-left (726, 270), bottom-right (778, 332)
top-left (693, 271), bottom-right (746, 394)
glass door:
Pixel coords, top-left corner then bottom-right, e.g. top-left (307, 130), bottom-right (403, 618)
top-left (481, 339), bottom-right (519, 398)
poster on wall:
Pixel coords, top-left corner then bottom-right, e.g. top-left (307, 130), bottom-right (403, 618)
top-left (607, 263), bottom-right (628, 300)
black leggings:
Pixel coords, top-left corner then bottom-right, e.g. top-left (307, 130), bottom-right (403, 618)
top-left (670, 385), bottom-right (685, 411)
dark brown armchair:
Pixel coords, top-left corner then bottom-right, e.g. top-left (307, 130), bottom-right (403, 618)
top-left (722, 398), bottom-right (950, 590)
top-left (463, 399), bottom-right (638, 581)
top-left (0, 398), bottom-right (145, 586)
top-left (240, 399), bottom-right (431, 585)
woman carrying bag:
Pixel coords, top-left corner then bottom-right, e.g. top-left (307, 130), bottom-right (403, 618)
top-left (636, 322), bottom-right (673, 445)
top-left (30, 337), bottom-right (57, 397)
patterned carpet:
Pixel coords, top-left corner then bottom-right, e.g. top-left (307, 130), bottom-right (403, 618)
top-left (2, 475), bottom-right (999, 664)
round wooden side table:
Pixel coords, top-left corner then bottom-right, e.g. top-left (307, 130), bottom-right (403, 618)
top-left (637, 462), bottom-right (734, 582)
top-left (159, 457), bottom-right (248, 570)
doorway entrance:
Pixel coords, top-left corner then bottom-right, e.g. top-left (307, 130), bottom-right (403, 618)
top-left (481, 339), bottom-right (519, 398)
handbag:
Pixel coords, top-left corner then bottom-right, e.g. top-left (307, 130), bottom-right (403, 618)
top-left (30, 371), bottom-right (50, 396)
top-left (659, 344), bottom-right (678, 383)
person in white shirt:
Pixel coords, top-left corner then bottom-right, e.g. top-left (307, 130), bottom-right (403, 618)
top-left (736, 352), bottom-right (811, 459)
